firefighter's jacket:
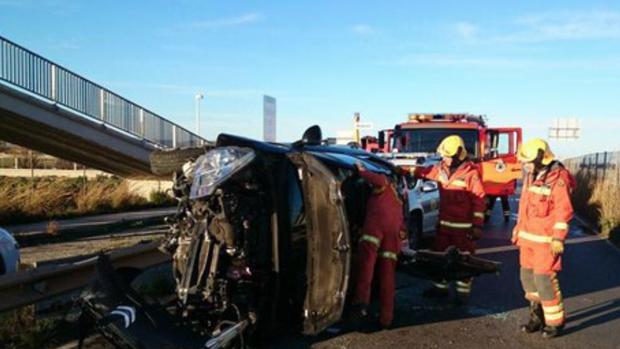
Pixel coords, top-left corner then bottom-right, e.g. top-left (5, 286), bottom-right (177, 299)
top-left (415, 161), bottom-right (486, 230)
top-left (359, 170), bottom-right (405, 237)
top-left (514, 161), bottom-right (575, 246)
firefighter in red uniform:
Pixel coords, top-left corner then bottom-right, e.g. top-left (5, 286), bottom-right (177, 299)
top-left (351, 161), bottom-right (406, 329)
top-left (513, 139), bottom-right (575, 338)
top-left (411, 135), bottom-right (486, 301)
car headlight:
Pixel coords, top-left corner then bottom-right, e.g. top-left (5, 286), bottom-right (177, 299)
top-left (190, 147), bottom-right (256, 199)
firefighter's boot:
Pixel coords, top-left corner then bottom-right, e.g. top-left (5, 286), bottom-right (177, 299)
top-left (346, 303), bottom-right (369, 329)
top-left (541, 325), bottom-right (564, 339)
top-left (423, 281), bottom-right (450, 299)
top-left (521, 302), bottom-right (544, 333)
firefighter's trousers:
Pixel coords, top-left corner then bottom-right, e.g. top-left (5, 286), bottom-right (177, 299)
top-left (519, 245), bottom-right (565, 327)
top-left (354, 228), bottom-right (400, 327)
top-left (432, 228), bottom-right (476, 296)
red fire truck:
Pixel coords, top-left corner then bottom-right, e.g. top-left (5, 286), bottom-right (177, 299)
top-left (362, 113), bottom-right (522, 197)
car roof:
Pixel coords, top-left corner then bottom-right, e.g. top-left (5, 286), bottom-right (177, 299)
top-left (215, 133), bottom-right (395, 174)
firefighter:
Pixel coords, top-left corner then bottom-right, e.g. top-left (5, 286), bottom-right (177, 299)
top-left (513, 138), bottom-right (574, 338)
top-left (411, 135), bottom-right (486, 301)
top-left (486, 194), bottom-right (511, 223)
top-left (351, 161), bottom-right (406, 329)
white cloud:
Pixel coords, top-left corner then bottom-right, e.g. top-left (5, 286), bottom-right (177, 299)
top-left (190, 13), bottom-right (262, 29)
top-left (455, 22), bottom-right (478, 41)
top-left (378, 54), bottom-right (620, 70)
top-left (514, 10), bottom-right (620, 41)
top-left (351, 24), bottom-right (375, 35)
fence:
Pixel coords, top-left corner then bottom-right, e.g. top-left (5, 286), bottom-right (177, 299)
top-left (564, 151), bottom-right (620, 185)
top-left (0, 35), bottom-right (203, 148)
top-left (565, 151), bottom-right (620, 238)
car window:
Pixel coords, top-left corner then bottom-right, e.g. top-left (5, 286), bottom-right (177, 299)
top-left (287, 166), bottom-right (305, 227)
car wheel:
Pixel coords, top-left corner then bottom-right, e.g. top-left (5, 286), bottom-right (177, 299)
top-left (408, 212), bottom-right (423, 250)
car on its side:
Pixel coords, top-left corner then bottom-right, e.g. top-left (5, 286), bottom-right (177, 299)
top-left (78, 126), bottom-right (499, 349)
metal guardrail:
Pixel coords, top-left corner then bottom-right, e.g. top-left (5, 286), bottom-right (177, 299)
top-left (565, 151), bottom-right (620, 183)
top-left (0, 242), bottom-right (170, 313)
top-left (0, 35), bottom-right (203, 149)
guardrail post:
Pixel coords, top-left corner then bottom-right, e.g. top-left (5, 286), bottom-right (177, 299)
top-left (172, 125), bottom-right (177, 148)
top-left (50, 64), bottom-right (57, 100)
top-left (139, 109), bottom-right (145, 138)
top-left (99, 89), bottom-right (105, 120)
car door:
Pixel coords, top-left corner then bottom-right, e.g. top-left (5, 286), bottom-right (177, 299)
top-left (287, 152), bottom-right (351, 335)
top-left (483, 128), bottom-right (523, 187)
top-left (418, 180), bottom-right (440, 233)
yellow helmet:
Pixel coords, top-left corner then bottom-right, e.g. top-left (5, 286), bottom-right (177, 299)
top-left (437, 135), bottom-right (467, 161)
top-left (517, 138), bottom-right (555, 165)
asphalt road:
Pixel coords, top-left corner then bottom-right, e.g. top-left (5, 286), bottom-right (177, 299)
top-left (273, 197), bottom-right (620, 349)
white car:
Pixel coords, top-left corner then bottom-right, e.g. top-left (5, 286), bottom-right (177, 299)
top-left (381, 153), bottom-right (440, 249)
top-left (0, 228), bottom-right (20, 275)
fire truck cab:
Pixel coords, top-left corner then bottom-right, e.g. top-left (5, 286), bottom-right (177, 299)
top-left (367, 113), bottom-right (522, 245)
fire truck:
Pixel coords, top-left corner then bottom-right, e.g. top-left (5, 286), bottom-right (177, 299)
top-left (362, 114), bottom-right (522, 245)
top-left (364, 113), bottom-right (522, 196)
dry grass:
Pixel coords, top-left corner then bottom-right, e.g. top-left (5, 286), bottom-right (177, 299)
top-left (0, 176), bottom-right (163, 225)
top-left (571, 168), bottom-right (620, 238)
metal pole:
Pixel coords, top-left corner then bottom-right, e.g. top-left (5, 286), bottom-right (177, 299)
top-left (353, 112), bottom-right (361, 144)
top-left (195, 93), bottom-right (204, 137)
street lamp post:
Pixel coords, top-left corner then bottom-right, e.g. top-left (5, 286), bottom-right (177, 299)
top-left (195, 93), bottom-right (204, 136)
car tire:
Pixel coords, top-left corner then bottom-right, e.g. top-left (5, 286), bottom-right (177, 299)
top-left (149, 146), bottom-right (210, 176)
top-left (408, 212), bottom-right (423, 250)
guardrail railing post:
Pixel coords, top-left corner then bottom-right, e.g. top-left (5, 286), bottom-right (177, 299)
top-left (172, 125), bottom-right (177, 148)
top-left (139, 109), bottom-right (145, 138)
top-left (50, 64), bottom-right (57, 100)
top-left (99, 89), bottom-right (105, 120)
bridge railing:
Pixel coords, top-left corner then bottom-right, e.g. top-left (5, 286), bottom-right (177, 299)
top-left (0, 35), bottom-right (203, 148)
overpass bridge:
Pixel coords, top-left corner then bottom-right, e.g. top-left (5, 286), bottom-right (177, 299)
top-left (0, 35), bottom-right (206, 177)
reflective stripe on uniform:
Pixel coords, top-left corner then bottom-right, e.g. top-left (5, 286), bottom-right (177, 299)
top-left (543, 304), bottom-right (564, 313)
top-left (452, 180), bottom-right (467, 188)
top-left (504, 210), bottom-right (511, 216)
top-left (373, 186), bottom-right (386, 194)
top-left (440, 220), bottom-right (473, 229)
top-left (434, 281), bottom-right (449, 289)
top-left (456, 280), bottom-right (472, 293)
top-left (474, 212), bottom-right (485, 219)
top-left (553, 222), bottom-right (569, 230)
top-left (528, 185), bottom-right (551, 196)
top-left (544, 311), bottom-right (565, 321)
top-left (518, 231), bottom-right (553, 244)
top-left (360, 234), bottom-right (381, 247)
top-left (525, 292), bottom-right (540, 301)
top-left (379, 250), bottom-right (398, 261)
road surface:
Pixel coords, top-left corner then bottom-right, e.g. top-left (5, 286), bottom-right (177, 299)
top-left (273, 196), bottom-right (620, 349)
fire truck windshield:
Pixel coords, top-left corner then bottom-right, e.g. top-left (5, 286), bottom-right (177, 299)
top-left (394, 128), bottom-right (479, 158)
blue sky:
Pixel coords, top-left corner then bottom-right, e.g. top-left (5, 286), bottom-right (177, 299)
top-left (1, 0), bottom-right (619, 158)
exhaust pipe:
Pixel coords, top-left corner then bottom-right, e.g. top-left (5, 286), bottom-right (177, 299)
top-left (204, 320), bottom-right (249, 349)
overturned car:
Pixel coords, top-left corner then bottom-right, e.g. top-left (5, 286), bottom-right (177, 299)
top-left (78, 126), bottom-right (499, 348)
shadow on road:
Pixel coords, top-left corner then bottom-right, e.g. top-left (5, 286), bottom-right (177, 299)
top-left (564, 299), bottom-right (620, 335)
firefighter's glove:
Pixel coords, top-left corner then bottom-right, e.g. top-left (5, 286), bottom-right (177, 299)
top-left (399, 230), bottom-right (408, 241)
top-left (469, 226), bottom-right (483, 241)
top-left (550, 239), bottom-right (564, 256)
top-left (511, 228), bottom-right (519, 245)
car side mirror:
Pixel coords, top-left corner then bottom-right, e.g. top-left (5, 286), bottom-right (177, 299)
top-left (421, 181), bottom-right (438, 193)
top-left (294, 125), bottom-right (323, 147)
